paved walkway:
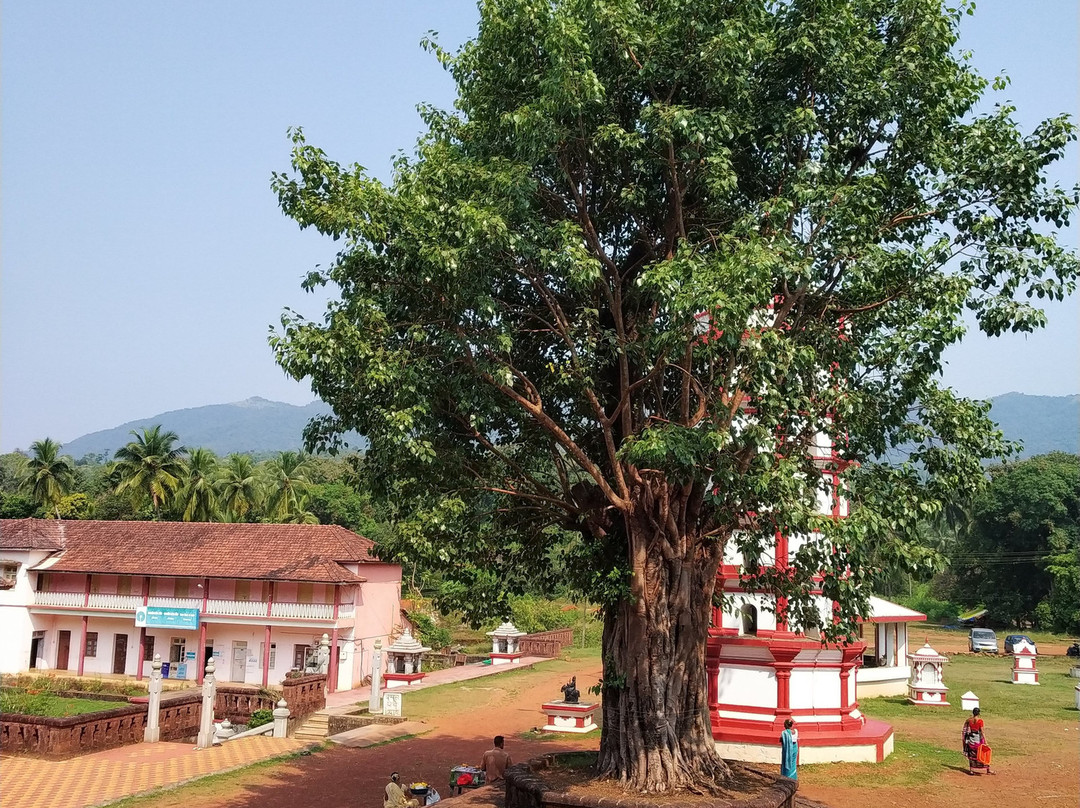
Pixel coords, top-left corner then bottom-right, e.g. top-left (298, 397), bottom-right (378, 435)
top-left (0, 658), bottom-right (550, 808)
top-left (0, 736), bottom-right (308, 808)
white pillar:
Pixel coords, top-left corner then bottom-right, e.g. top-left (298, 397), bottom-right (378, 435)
top-left (273, 698), bottom-right (291, 738)
top-left (319, 633), bottom-right (330, 674)
top-left (196, 658), bottom-right (217, 749)
top-left (144, 654), bottom-right (162, 743)
top-left (492, 638), bottom-right (499, 654)
top-left (370, 640), bottom-right (383, 714)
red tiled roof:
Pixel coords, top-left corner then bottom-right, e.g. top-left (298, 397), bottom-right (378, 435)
top-left (0, 518), bottom-right (67, 550)
top-left (2, 520), bottom-right (382, 583)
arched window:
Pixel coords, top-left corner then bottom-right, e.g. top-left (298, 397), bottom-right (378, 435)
top-left (740, 604), bottom-right (758, 636)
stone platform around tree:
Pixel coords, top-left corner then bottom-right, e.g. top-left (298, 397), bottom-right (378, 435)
top-left (713, 717), bottom-right (894, 764)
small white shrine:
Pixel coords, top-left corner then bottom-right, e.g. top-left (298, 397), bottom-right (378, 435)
top-left (1011, 639), bottom-right (1039, 685)
top-left (907, 641), bottom-right (949, 706)
top-left (383, 629), bottom-right (431, 688)
top-left (960, 691), bottom-right (980, 711)
top-left (487, 620), bottom-right (526, 665)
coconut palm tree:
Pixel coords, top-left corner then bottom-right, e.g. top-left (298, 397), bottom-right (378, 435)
top-left (112, 426), bottom-right (186, 519)
top-left (19, 438), bottom-right (76, 514)
top-left (281, 493), bottom-right (320, 524)
top-left (177, 448), bottom-right (221, 522)
top-left (218, 454), bottom-right (261, 521)
top-left (262, 451), bottom-right (313, 520)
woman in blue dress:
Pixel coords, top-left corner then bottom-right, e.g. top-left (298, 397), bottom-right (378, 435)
top-left (780, 718), bottom-right (799, 781)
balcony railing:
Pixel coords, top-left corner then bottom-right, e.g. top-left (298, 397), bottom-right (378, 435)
top-left (32, 591), bottom-right (354, 623)
top-left (270, 601), bottom-right (333, 620)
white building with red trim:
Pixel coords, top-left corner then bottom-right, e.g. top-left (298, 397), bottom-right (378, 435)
top-left (707, 432), bottom-right (910, 764)
top-left (0, 519), bottom-right (404, 692)
top-left (856, 597), bottom-right (927, 698)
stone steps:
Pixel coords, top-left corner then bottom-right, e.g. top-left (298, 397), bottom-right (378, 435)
top-left (292, 711), bottom-right (330, 741)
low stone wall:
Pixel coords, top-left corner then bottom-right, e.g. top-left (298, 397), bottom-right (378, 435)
top-left (215, 687), bottom-right (277, 722)
top-left (0, 693), bottom-right (201, 759)
top-left (282, 674), bottom-right (326, 718)
top-left (427, 653), bottom-right (489, 667)
top-left (505, 753), bottom-right (798, 808)
top-left (327, 710), bottom-right (410, 736)
top-left (520, 629), bottom-right (575, 658)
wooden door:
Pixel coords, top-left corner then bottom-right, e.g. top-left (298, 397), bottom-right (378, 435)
top-left (57, 630), bottom-right (71, 670)
top-left (113, 634), bottom-right (128, 674)
top-left (231, 641), bottom-right (247, 682)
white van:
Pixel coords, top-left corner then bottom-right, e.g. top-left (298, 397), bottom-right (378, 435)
top-left (969, 628), bottom-right (998, 653)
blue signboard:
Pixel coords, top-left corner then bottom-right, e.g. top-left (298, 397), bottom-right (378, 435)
top-left (134, 606), bottom-right (200, 630)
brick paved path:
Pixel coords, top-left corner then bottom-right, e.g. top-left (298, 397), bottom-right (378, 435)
top-left (0, 737), bottom-right (307, 808)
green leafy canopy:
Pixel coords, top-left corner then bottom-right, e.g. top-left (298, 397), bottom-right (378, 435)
top-left (270, 0), bottom-right (1078, 633)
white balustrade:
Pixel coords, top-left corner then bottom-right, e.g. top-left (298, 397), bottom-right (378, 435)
top-left (34, 590), bottom-right (346, 624)
top-left (87, 593), bottom-right (143, 610)
top-left (33, 590), bottom-right (85, 607)
top-left (271, 601), bottom-right (333, 620)
top-left (206, 598), bottom-right (269, 617)
top-left (146, 596), bottom-right (202, 610)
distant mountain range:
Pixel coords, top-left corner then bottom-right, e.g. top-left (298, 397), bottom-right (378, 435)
top-left (60, 397), bottom-right (364, 459)
top-left (986, 392), bottom-right (1078, 458)
top-left (54, 392), bottom-right (1077, 461)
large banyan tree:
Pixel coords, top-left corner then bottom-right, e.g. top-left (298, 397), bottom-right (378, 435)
top-left (270, 0), bottom-right (1077, 792)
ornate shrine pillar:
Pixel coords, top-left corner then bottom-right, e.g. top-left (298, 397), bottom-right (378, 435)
top-left (706, 655), bottom-right (720, 729)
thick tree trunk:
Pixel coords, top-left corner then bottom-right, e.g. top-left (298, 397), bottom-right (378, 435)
top-left (596, 497), bottom-right (728, 793)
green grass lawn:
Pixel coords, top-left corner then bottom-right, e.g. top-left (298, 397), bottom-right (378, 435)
top-left (395, 646), bottom-right (601, 721)
top-left (860, 654), bottom-right (1078, 724)
top-left (1, 691), bottom-right (129, 717)
top-left (802, 739), bottom-right (960, 789)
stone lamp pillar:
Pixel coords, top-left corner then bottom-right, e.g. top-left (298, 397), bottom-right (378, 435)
top-left (370, 639), bottom-right (384, 713)
top-left (1011, 639), bottom-right (1039, 685)
top-left (196, 658), bottom-right (218, 749)
top-left (907, 641), bottom-right (949, 706)
top-left (383, 629), bottom-right (431, 689)
top-left (144, 654), bottom-right (163, 743)
top-left (487, 621), bottom-right (527, 665)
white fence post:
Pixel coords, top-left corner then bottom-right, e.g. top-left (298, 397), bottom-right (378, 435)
top-left (273, 698), bottom-right (291, 738)
top-left (196, 657), bottom-right (217, 749)
top-left (144, 654), bottom-right (162, 742)
top-left (370, 639), bottom-right (383, 714)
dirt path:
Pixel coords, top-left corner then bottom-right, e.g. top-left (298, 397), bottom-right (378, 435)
top-left (124, 655), bottom-right (605, 808)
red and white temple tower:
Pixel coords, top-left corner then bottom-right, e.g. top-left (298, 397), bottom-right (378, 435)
top-left (706, 430), bottom-right (895, 764)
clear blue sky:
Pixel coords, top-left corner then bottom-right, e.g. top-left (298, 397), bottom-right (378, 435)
top-left (2, 1), bottom-right (1076, 453)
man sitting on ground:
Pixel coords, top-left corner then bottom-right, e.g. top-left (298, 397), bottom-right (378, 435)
top-left (384, 772), bottom-right (419, 808)
top-left (480, 735), bottom-right (513, 784)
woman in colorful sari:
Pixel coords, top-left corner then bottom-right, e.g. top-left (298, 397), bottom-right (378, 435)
top-left (780, 718), bottom-right (799, 782)
top-left (962, 708), bottom-right (994, 775)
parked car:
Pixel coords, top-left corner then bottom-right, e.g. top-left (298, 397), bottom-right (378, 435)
top-left (1004, 634), bottom-right (1037, 654)
top-left (969, 628), bottom-right (999, 653)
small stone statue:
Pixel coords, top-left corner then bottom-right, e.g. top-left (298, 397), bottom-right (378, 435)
top-left (561, 676), bottom-right (580, 704)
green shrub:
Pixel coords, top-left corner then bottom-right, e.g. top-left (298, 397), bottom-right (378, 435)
top-left (1, 691), bottom-right (52, 716)
top-left (895, 583), bottom-right (961, 624)
top-left (408, 611), bottom-right (453, 651)
top-left (248, 708), bottom-right (274, 728)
